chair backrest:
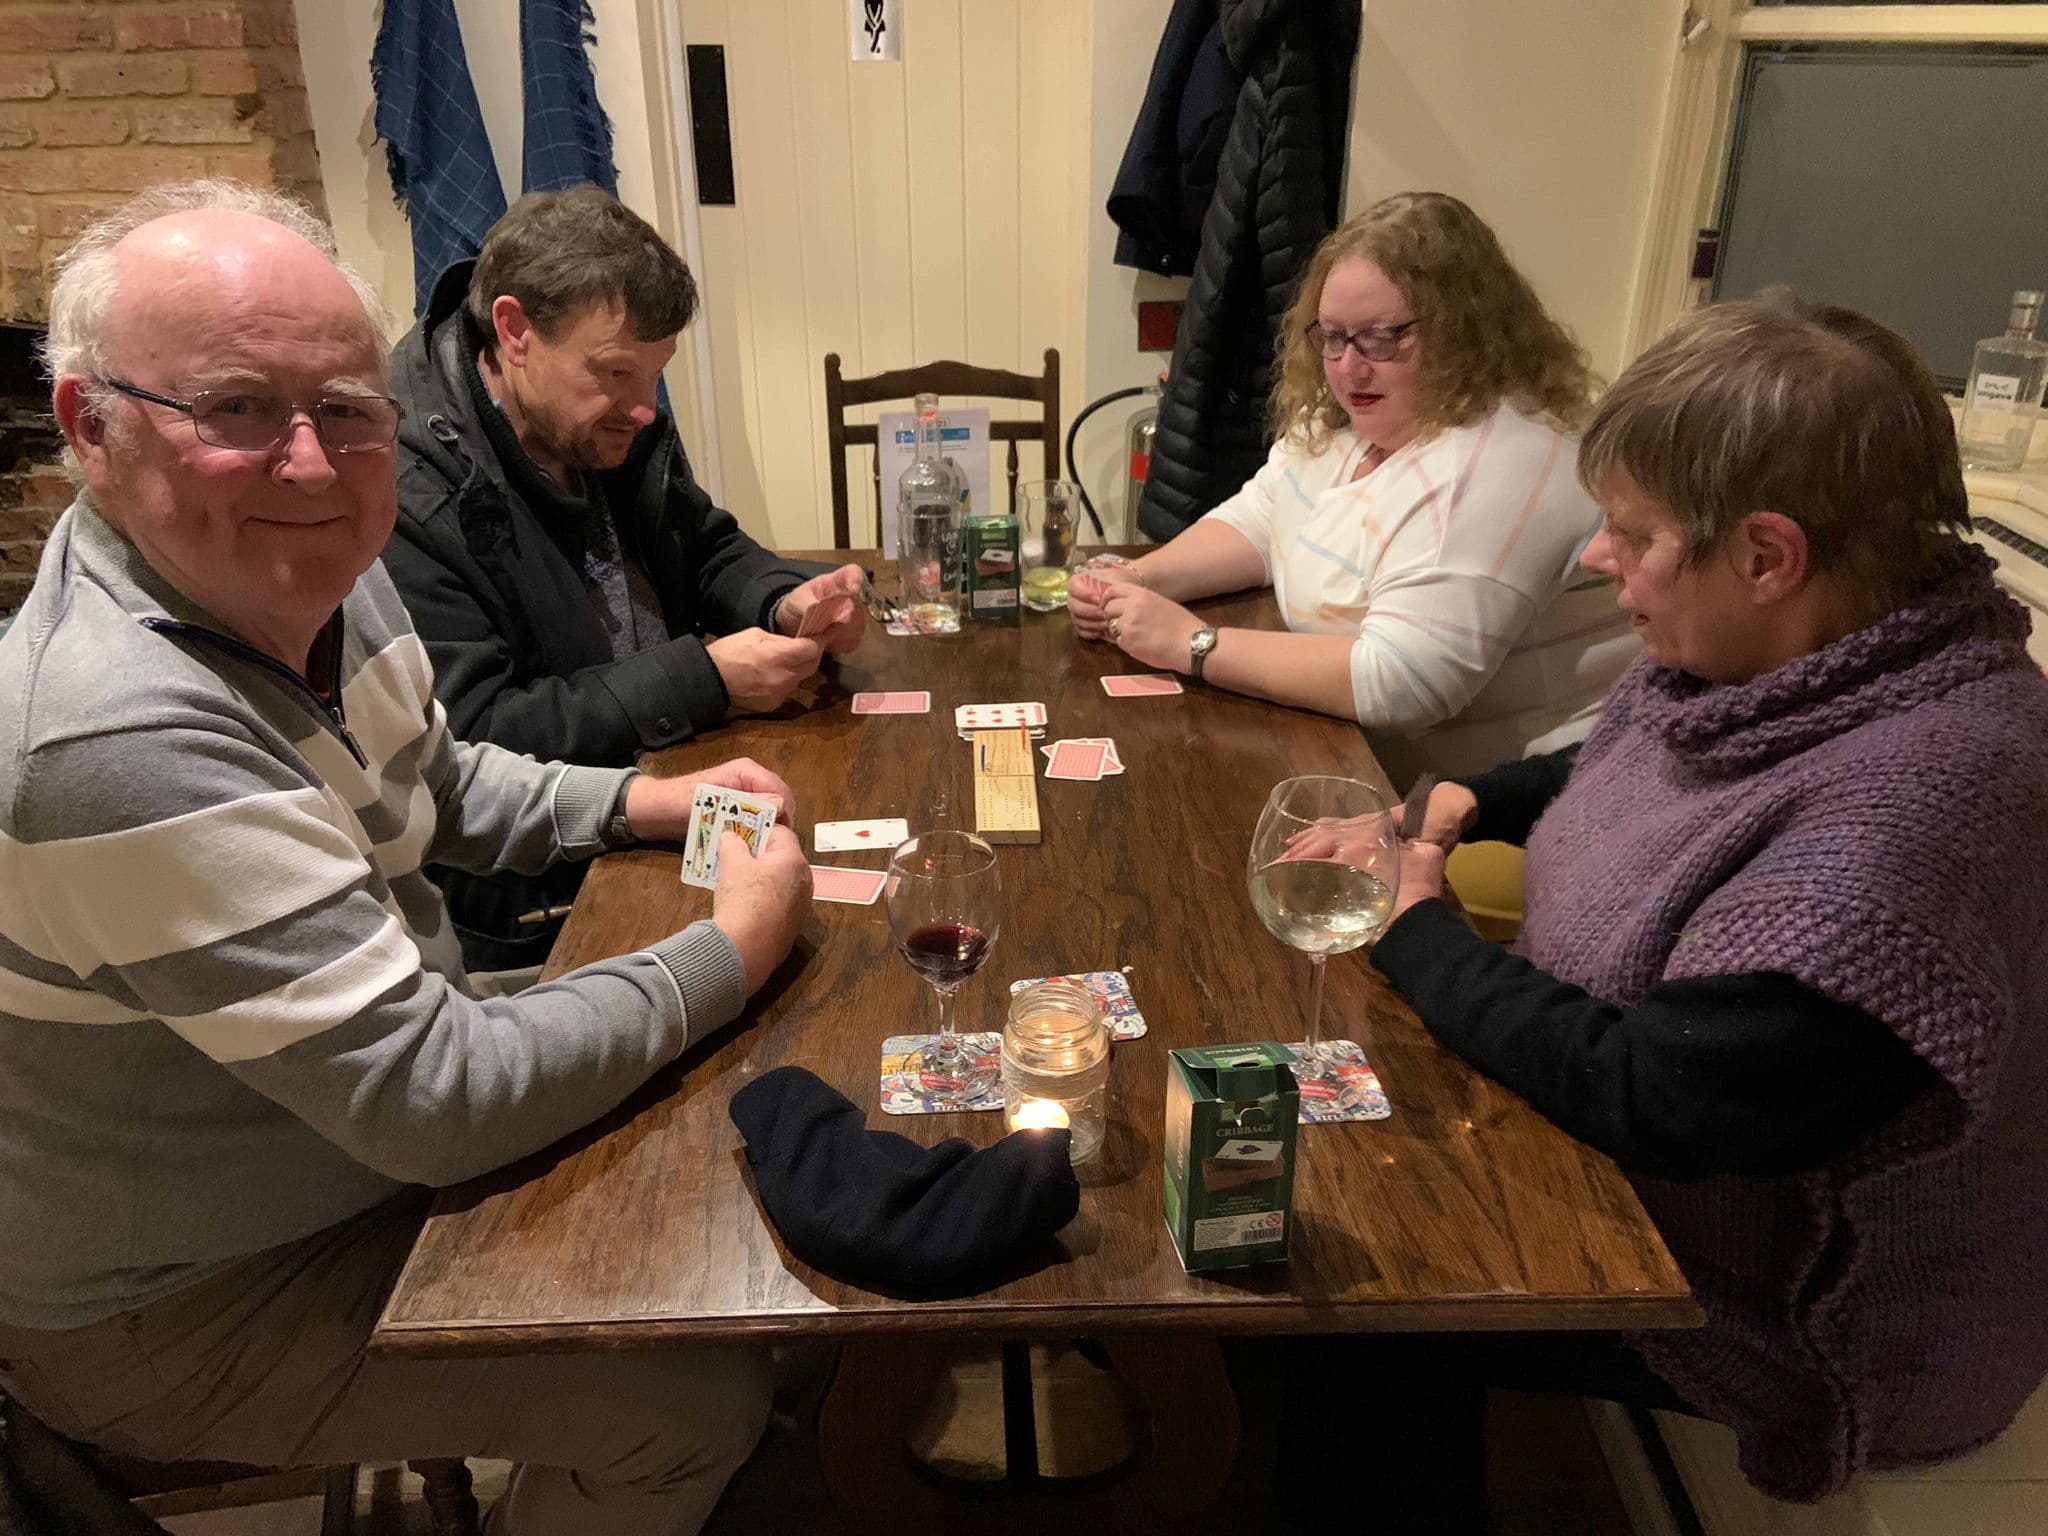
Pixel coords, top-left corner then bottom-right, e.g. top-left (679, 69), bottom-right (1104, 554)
top-left (823, 350), bottom-right (1062, 548)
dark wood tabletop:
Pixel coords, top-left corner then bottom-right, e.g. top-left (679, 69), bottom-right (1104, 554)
top-left (373, 554), bottom-right (1698, 1357)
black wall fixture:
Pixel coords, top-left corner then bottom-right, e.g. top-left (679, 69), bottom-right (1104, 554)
top-left (686, 45), bottom-right (736, 206)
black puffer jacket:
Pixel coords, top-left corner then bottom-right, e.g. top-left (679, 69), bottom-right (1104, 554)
top-left (383, 261), bottom-right (824, 970)
top-left (1136, 0), bottom-right (1358, 540)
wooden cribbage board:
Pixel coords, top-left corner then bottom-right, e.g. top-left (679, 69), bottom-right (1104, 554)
top-left (971, 726), bottom-right (1041, 845)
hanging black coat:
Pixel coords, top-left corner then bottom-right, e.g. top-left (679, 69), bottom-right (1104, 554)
top-left (1135, 0), bottom-right (1359, 541)
top-left (1106, 0), bottom-right (1233, 278)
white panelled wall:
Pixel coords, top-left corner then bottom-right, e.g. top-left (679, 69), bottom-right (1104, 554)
top-left (299, 2), bottom-right (1680, 546)
top-left (671, 0), bottom-right (1092, 549)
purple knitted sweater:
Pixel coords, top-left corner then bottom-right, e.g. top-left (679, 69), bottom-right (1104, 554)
top-left (1519, 543), bottom-right (2048, 1501)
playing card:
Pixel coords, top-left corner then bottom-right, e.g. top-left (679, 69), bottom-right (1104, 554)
top-left (1042, 738), bottom-right (1122, 775)
top-left (954, 701), bottom-right (1047, 734)
top-left (1045, 740), bottom-right (1109, 781)
top-left (810, 865), bottom-right (889, 905)
top-left (796, 592), bottom-right (856, 640)
top-left (1101, 673), bottom-right (1184, 698)
top-left (815, 817), bottom-right (910, 853)
top-left (852, 691), bottom-right (931, 714)
top-left (680, 785), bottom-right (779, 890)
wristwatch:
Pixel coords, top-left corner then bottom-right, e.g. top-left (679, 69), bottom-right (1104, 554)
top-left (606, 772), bottom-right (640, 849)
top-left (1188, 626), bottom-right (1220, 681)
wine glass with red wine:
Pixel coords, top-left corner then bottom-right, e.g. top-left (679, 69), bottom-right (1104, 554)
top-left (885, 830), bottom-right (1002, 1108)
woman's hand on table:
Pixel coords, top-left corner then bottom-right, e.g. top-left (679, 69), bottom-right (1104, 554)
top-left (1280, 806), bottom-right (1453, 925)
top-left (1068, 563), bottom-right (1144, 641)
top-left (711, 824), bottom-right (812, 991)
top-left (1096, 582), bottom-right (1204, 672)
top-left (625, 757), bottom-right (799, 842)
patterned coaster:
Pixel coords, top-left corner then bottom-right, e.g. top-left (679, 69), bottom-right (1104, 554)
top-left (1007, 970), bottom-right (1146, 1040)
top-left (1284, 1039), bottom-right (1390, 1124)
top-left (880, 1031), bottom-right (1004, 1114)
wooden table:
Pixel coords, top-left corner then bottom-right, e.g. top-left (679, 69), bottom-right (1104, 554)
top-left (374, 558), bottom-right (1695, 1529)
top-left (376, 560), bottom-right (1694, 1359)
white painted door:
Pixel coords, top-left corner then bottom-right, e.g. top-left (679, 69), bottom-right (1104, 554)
top-left (663, 0), bottom-right (1093, 550)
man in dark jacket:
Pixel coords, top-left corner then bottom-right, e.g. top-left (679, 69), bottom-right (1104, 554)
top-left (384, 187), bottom-right (865, 972)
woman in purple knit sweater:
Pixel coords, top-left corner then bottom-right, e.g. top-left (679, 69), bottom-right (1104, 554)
top-left (1293, 295), bottom-right (2048, 1529)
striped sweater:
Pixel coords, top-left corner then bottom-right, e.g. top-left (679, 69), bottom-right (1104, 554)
top-left (0, 500), bottom-right (746, 1329)
top-left (1203, 402), bottom-right (1640, 782)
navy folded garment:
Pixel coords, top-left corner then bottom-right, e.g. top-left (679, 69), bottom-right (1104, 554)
top-left (729, 1066), bottom-right (1080, 1295)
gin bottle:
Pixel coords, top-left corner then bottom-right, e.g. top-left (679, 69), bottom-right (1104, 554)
top-left (896, 392), bottom-right (962, 633)
top-left (1959, 290), bottom-right (2047, 474)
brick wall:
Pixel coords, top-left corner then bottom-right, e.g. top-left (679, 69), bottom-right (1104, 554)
top-left (0, 0), bottom-right (329, 613)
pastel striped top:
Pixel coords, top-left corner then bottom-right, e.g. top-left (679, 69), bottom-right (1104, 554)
top-left (0, 500), bottom-right (745, 1328)
top-left (1203, 402), bottom-right (1640, 783)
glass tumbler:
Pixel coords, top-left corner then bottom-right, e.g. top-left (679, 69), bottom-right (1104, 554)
top-left (1018, 479), bottom-right (1082, 612)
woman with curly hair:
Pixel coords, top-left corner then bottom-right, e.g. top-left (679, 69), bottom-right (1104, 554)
top-left (1070, 192), bottom-right (1637, 780)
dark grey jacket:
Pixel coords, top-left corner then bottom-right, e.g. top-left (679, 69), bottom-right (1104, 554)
top-left (1136, 0), bottom-right (1358, 539)
top-left (383, 261), bottom-right (823, 969)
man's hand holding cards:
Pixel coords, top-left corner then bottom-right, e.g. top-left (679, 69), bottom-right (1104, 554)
top-left (682, 784), bottom-right (782, 889)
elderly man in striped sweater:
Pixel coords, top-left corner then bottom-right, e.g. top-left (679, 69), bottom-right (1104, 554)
top-left (0, 182), bottom-right (810, 1534)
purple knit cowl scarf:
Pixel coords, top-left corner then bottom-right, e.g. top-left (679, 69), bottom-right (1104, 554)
top-left (1518, 541), bottom-right (2048, 1501)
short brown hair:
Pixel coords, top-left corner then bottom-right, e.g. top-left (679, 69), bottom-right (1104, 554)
top-left (1578, 292), bottom-right (1969, 616)
top-left (466, 186), bottom-right (698, 358)
top-left (1270, 191), bottom-right (1598, 451)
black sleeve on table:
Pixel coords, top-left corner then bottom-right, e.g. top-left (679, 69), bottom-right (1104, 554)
top-left (1369, 900), bottom-right (1943, 1181)
top-left (1452, 743), bottom-right (1580, 846)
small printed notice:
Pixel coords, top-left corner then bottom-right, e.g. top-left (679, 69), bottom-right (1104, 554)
top-left (850, 0), bottom-right (901, 61)
top-left (876, 407), bottom-right (990, 556)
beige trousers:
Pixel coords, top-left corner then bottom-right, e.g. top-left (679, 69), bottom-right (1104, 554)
top-left (0, 1191), bottom-right (771, 1535)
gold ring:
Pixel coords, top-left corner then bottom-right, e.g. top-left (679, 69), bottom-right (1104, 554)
top-left (1108, 617), bottom-right (1122, 640)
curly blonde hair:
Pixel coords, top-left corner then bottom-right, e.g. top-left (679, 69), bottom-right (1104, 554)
top-left (1270, 192), bottom-right (1598, 453)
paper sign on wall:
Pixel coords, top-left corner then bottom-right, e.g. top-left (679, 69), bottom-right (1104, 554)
top-left (851, 0), bottom-right (900, 61)
top-left (876, 408), bottom-right (990, 557)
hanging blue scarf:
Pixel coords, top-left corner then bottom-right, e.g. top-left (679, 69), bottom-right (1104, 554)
top-left (371, 0), bottom-right (508, 314)
top-left (520, 0), bottom-right (619, 195)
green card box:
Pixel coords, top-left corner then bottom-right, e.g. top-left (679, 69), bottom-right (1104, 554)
top-left (962, 513), bottom-right (1021, 622)
top-left (1163, 1043), bottom-right (1299, 1272)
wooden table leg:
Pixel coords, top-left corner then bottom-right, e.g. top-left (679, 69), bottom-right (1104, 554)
top-left (819, 1334), bottom-right (1240, 1536)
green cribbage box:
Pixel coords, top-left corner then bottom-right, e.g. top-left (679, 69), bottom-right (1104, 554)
top-left (962, 512), bottom-right (1021, 622)
top-left (1163, 1043), bottom-right (1299, 1272)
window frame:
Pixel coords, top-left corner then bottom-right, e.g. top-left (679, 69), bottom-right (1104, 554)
top-left (1624, 4), bottom-right (2048, 362)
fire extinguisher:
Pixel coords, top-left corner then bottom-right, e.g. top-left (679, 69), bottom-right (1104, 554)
top-left (1066, 374), bottom-right (1166, 543)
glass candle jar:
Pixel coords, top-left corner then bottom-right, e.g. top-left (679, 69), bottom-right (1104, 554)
top-left (1002, 978), bottom-right (1109, 1162)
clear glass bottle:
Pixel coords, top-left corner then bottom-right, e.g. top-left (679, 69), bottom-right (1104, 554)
top-left (896, 392), bottom-right (962, 633)
top-left (1002, 978), bottom-right (1109, 1163)
top-left (1959, 290), bottom-right (2048, 474)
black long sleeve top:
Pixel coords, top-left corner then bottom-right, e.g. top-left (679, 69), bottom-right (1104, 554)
top-left (1368, 748), bottom-right (1940, 1181)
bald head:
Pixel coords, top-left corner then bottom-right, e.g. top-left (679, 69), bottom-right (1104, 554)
top-left (42, 182), bottom-right (401, 675)
top-left (43, 181), bottom-right (388, 453)
top-left (102, 209), bottom-right (380, 391)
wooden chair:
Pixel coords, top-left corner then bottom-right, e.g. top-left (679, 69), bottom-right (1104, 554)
top-left (823, 350), bottom-right (1061, 547)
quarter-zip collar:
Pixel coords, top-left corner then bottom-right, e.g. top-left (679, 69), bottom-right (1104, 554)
top-left (63, 495), bottom-right (370, 769)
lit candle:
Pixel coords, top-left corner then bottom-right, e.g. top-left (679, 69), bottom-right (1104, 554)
top-left (1008, 1098), bottom-right (1071, 1133)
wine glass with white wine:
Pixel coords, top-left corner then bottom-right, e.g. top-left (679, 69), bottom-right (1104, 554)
top-left (1247, 776), bottom-right (1400, 1084)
